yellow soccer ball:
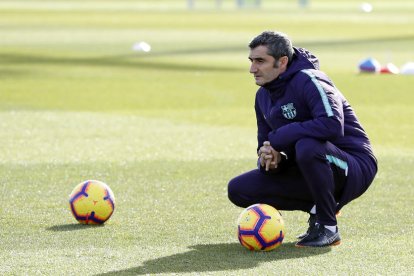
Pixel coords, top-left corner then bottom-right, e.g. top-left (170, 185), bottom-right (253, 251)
top-left (237, 203), bottom-right (285, 251)
top-left (69, 180), bottom-right (115, 224)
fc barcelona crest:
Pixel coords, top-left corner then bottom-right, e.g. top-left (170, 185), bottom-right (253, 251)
top-left (281, 103), bottom-right (296, 119)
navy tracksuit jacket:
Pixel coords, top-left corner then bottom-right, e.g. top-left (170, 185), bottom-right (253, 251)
top-left (228, 47), bottom-right (378, 226)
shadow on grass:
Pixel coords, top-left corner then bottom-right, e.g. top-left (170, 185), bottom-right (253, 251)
top-left (0, 52), bottom-right (242, 72)
top-left (2, 34), bottom-right (414, 74)
top-left (46, 223), bottom-right (105, 232)
top-left (97, 242), bottom-right (330, 275)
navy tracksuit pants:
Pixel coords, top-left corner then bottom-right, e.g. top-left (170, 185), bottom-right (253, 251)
top-left (228, 138), bottom-right (376, 226)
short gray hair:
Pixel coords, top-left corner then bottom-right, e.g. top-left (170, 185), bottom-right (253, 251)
top-left (249, 31), bottom-right (294, 62)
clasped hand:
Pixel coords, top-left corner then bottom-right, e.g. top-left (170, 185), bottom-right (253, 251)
top-left (258, 141), bottom-right (282, 171)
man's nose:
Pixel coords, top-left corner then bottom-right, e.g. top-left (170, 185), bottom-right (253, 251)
top-left (250, 64), bottom-right (257, 73)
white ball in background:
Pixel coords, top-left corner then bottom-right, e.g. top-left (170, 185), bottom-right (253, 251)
top-left (132, 41), bottom-right (152, 53)
top-left (360, 2), bottom-right (373, 13)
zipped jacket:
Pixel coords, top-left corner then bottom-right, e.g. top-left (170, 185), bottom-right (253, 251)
top-left (255, 47), bottom-right (377, 195)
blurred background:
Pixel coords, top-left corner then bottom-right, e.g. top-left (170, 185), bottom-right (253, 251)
top-left (2, 0), bottom-right (413, 160)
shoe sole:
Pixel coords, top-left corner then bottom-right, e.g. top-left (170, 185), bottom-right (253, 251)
top-left (295, 240), bottom-right (341, 248)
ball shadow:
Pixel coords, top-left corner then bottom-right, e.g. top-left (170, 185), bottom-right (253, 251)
top-left (97, 242), bottom-right (331, 275)
top-left (46, 223), bottom-right (105, 232)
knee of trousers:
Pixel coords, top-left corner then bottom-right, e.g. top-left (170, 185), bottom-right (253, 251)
top-left (227, 177), bottom-right (248, 207)
top-left (295, 138), bottom-right (326, 166)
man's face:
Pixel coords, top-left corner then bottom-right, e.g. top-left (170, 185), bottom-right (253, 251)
top-left (249, 45), bottom-right (286, 86)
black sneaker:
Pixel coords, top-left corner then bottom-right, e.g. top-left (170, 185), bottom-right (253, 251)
top-left (295, 224), bottom-right (341, 247)
top-left (297, 211), bottom-right (342, 239)
top-left (296, 213), bottom-right (317, 239)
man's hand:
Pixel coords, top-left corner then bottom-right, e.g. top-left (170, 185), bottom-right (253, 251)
top-left (258, 141), bottom-right (282, 171)
top-left (258, 141), bottom-right (271, 167)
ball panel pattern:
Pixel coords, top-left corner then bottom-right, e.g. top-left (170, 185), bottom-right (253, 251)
top-left (69, 180), bottom-right (115, 225)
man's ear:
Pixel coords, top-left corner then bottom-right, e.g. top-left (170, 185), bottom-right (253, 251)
top-left (279, 56), bottom-right (289, 69)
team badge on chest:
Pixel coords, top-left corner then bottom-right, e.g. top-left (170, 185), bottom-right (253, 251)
top-left (281, 103), bottom-right (297, 119)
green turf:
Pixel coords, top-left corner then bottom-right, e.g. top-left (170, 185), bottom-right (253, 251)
top-left (1, 0), bottom-right (414, 274)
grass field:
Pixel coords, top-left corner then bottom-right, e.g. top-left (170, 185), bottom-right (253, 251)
top-left (1, 0), bottom-right (414, 275)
